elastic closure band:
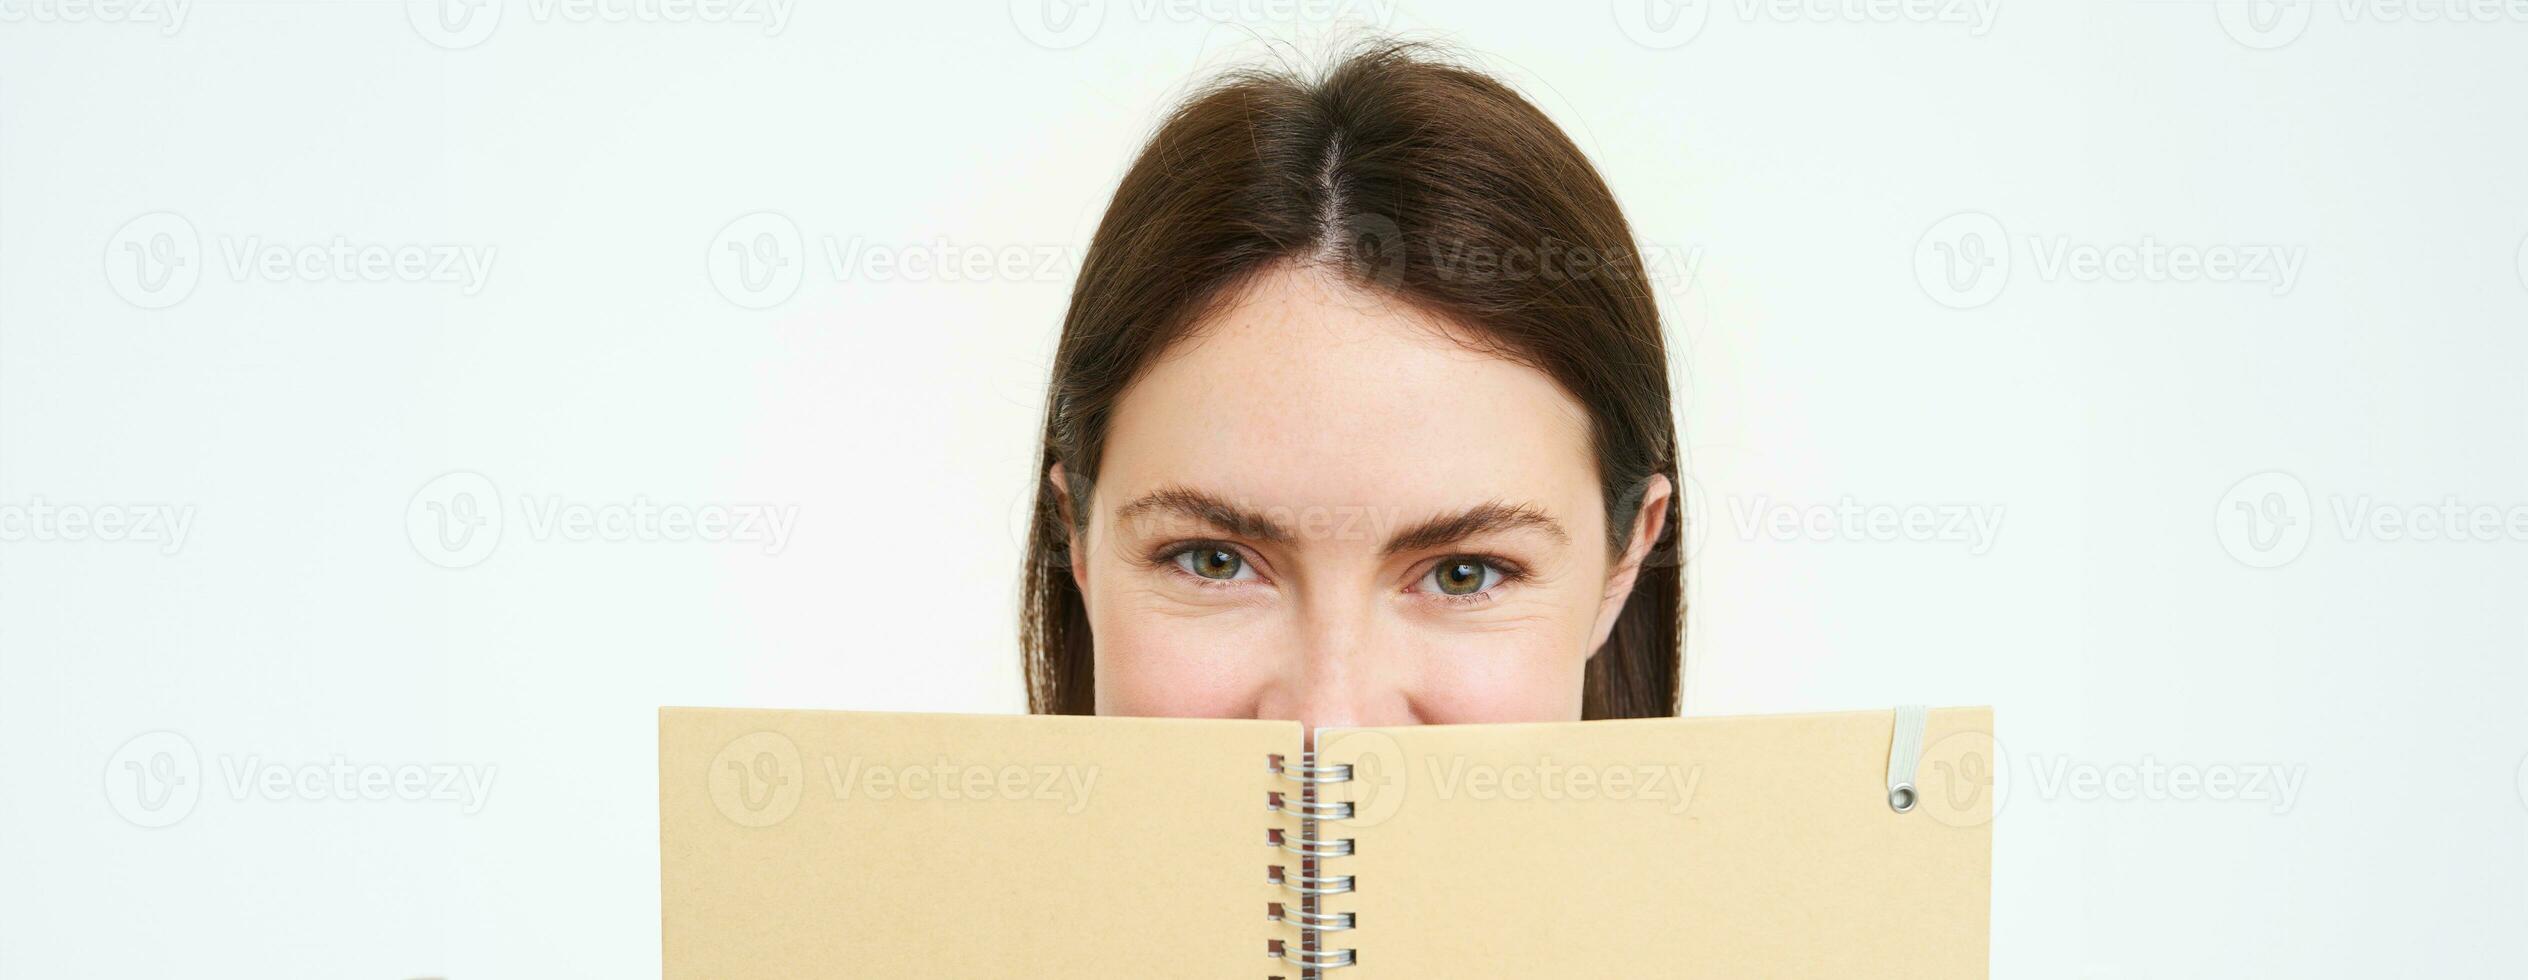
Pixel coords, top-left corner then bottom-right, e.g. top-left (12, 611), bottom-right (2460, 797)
top-left (1886, 705), bottom-right (1928, 813)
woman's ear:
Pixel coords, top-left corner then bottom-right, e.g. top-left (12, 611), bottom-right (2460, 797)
top-left (1048, 461), bottom-right (1088, 596)
top-left (1587, 473), bottom-right (1673, 656)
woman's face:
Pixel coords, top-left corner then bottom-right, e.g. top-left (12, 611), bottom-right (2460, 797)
top-left (1055, 265), bottom-right (1670, 732)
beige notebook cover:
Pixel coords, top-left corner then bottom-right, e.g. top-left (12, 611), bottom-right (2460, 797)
top-left (659, 706), bottom-right (1994, 978)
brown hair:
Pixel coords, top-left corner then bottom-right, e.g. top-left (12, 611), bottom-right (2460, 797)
top-left (1021, 42), bottom-right (1684, 718)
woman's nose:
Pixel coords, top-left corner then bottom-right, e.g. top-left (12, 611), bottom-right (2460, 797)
top-left (1255, 604), bottom-right (1416, 737)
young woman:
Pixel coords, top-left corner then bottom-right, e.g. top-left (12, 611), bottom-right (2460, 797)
top-left (1021, 42), bottom-right (1683, 732)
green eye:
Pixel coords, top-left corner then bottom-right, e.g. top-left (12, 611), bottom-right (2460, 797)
top-left (1431, 558), bottom-right (1494, 596)
top-left (1179, 546), bottom-right (1245, 581)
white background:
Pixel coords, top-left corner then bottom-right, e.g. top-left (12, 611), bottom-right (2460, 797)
top-left (5, 1), bottom-right (2526, 976)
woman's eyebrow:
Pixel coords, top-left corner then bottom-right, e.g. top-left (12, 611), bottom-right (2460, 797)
top-left (1380, 501), bottom-right (1568, 557)
top-left (1112, 486), bottom-right (1568, 553)
top-left (1112, 486), bottom-right (1296, 543)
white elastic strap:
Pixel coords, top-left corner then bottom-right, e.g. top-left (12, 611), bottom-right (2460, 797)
top-left (1886, 704), bottom-right (1928, 813)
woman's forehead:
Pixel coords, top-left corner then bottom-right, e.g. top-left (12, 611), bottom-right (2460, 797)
top-left (1099, 267), bottom-right (1598, 526)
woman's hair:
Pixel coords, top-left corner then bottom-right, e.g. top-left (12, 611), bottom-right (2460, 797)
top-left (1021, 41), bottom-right (1684, 718)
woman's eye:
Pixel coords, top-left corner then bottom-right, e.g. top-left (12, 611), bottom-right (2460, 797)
top-left (1426, 558), bottom-right (1502, 596)
top-left (1174, 546), bottom-right (1249, 581)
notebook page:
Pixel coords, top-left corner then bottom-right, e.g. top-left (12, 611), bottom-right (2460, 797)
top-left (1318, 708), bottom-right (1995, 978)
top-left (660, 708), bottom-right (1297, 978)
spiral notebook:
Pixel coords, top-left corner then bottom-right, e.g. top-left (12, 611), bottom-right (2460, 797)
top-left (659, 705), bottom-right (1995, 978)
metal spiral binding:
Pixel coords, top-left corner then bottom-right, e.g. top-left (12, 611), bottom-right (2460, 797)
top-left (1267, 752), bottom-right (1357, 977)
